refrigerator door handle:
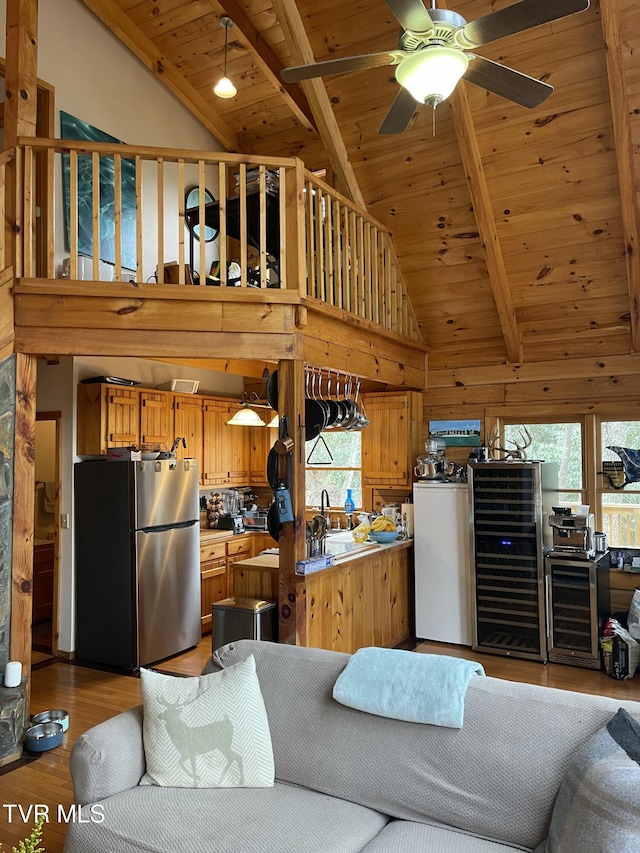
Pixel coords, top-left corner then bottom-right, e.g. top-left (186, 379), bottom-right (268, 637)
top-left (139, 519), bottom-right (197, 534)
top-left (544, 571), bottom-right (552, 641)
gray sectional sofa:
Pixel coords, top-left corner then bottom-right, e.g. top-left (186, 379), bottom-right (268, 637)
top-left (64, 639), bottom-right (640, 853)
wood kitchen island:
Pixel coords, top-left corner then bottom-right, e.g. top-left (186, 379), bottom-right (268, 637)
top-left (232, 539), bottom-right (413, 654)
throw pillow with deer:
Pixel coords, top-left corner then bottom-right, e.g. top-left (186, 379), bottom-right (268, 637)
top-left (140, 655), bottom-right (274, 788)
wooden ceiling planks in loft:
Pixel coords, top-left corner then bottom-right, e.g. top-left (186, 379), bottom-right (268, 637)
top-left (79, 0), bottom-right (640, 376)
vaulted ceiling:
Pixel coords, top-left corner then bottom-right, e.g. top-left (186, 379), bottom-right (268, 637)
top-left (81, 0), bottom-right (640, 377)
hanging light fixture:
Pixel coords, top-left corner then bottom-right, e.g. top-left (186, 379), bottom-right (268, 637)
top-left (227, 392), bottom-right (269, 426)
top-left (267, 412), bottom-right (279, 428)
top-left (395, 45), bottom-right (469, 110)
top-left (214, 16), bottom-right (237, 99)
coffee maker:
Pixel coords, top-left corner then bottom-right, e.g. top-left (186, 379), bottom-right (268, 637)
top-left (548, 507), bottom-right (595, 558)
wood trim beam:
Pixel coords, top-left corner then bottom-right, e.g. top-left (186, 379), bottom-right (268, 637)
top-left (429, 352), bottom-right (640, 388)
top-left (600, 0), bottom-right (640, 352)
top-left (210, 0), bottom-right (316, 134)
top-left (449, 84), bottom-right (521, 364)
top-left (4, 0), bottom-right (38, 147)
top-left (79, 0), bottom-right (241, 152)
top-left (270, 0), bottom-right (366, 209)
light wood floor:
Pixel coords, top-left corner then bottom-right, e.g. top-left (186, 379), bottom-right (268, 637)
top-left (2, 638), bottom-right (639, 852)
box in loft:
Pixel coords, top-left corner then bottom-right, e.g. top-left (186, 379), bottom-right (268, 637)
top-left (157, 379), bottom-right (200, 394)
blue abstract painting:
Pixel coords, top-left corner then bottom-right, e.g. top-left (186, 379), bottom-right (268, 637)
top-left (60, 112), bottom-right (136, 269)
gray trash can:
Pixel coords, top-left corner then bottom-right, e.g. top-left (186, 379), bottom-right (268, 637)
top-left (212, 597), bottom-right (277, 652)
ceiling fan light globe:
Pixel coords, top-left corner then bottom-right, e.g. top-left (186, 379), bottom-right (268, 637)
top-left (396, 47), bottom-right (469, 105)
top-left (214, 76), bottom-right (237, 99)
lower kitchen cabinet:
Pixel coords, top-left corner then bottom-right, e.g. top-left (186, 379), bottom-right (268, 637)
top-left (200, 540), bottom-right (227, 634)
top-left (199, 534), bottom-right (254, 634)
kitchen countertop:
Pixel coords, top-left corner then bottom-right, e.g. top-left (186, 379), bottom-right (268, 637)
top-left (233, 536), bottom-right (412, 573)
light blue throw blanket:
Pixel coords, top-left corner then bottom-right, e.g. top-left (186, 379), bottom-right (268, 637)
top-left (332, 647), bottom-right (485, 728)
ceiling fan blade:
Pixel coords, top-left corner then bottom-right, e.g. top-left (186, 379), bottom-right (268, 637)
top-left (460, 0), bottom-right (590, 49)
top-left (378, 87), bottom-right (418, 135)
top-left (385, 0), bottom-right (433, 33)
top-left (282, 51), bottom-right (401, 83)
top-left (464, 55), bottom-right (553, 108)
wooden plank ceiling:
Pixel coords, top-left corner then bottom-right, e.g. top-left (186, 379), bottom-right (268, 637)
top-left (81, 0), bottom-right (640, 375)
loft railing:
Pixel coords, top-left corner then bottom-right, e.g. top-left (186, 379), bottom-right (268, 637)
top-left (0, 147), bottom-right (14, 277)
top-left (13, 138), bottom-right (421, 342)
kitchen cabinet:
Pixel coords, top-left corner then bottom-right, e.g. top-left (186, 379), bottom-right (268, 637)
top-left (200, 539), bottom-right (227, 634)
top-left (249, 425), bottom-right (276, 486)
top-left (199, 533), bottom-right (254, 634)
top-left (609, 569), bottom-right (639, 615)
top-left (202, 398), bottom-right (250, 486)
top-left (139, 389), bottom-right (173, 451)
top-left (77, 383), bottom-right (140, 456)
top-left (173, 393), bottom-right (204, 469)
top-left (361, 391), bottom-right (422, 488)
top-left (77, 382), bottom-right (270, 489)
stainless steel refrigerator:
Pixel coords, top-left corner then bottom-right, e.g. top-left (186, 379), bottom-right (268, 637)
top-left (74, 458), bottom-right (201, 668)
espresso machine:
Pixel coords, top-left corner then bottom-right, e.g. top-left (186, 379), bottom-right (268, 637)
top-left (548, 507), bottom-right (595, 558)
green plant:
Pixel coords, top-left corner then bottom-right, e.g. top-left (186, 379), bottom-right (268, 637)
top-left (0, 816), bottom-right (45, 853)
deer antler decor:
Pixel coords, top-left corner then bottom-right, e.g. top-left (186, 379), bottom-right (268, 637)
top-left (487, 425), bottom-right (533, 461)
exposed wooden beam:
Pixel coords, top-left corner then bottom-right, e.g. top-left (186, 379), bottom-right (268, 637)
top-left (4, 0), bottom-right (38, 146)
top-left (270, 0), bottom-right (366, 209)
top-left (0, 102), bottom-right (4, 129)
top-left (449, 83), bottom-right (521, 364)
top-left (210, 0), bottom-right (316, 135)
top-left (600, 0), bottom-right (640, 352)
top-left (79, 0), bottom-right (241, 152)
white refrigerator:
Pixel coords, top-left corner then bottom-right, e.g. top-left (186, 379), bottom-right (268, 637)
top-left (413, 481), bottom-right (472, 646)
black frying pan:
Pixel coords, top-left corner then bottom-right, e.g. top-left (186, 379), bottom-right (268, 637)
top-left (267, 446), bottom-right (279, 491)
top-left (305, 398), bottom-right (325, 441)
top-left (267, 501), bottom-right (281, 542)
top-left (267, 370), bottom-right (278, 410)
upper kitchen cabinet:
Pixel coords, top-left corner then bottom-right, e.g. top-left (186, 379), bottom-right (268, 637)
top-left (249, 425), bottom-right (276, 487)
top-left (173, 394), bottom-right (204, 466)
top-left (202, 399), bottom-right (250, 486)
top-left (139, 389), bottom-right (174, 452)
top-left (77, 383), bottom-right (141, 456)
top-left (361, 391), bottom-right (423, 488)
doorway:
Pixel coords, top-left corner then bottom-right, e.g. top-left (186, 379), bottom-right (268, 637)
top-left (32, 411), bottom-right (61, 665)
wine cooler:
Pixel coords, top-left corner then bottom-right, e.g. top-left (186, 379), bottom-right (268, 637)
top-left (469, 461), bottom-right (558, 662)
top-left (544, 553), bottom-right (610, 669)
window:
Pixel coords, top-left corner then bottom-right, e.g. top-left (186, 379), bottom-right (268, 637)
top-left (502, 421), bottom-right (584, 505)
top-left (600, 420), bottom-right (640, 547)
top-left (305, 431), bottom-right (362, 509)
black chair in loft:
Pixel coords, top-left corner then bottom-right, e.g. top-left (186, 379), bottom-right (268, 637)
top-left (184, 185), bottom-right (280, 288)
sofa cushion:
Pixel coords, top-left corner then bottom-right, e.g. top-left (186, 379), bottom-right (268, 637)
top-left (207, 641), bottom-right (640, 851)
top-left (362, 820), bottom-right (532, 852)
top-left (62, 782), bottom-right (390, 853)
top-left (536, 707), bottom-right (640, 853)
top-left (140, 655), bottom-right (274, 788)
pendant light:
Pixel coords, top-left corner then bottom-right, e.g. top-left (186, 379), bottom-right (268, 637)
top-left (226, 392), bottom-right (267, 426)
top-left (214, 16), bottom-right (237, 100)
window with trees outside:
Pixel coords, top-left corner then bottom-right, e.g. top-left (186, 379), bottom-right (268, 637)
top-left (305, 431), bottom-right (362, 510)
top-left (600, 420), bottom-right (640, 548)
top-left (502, 421), bottom-right (584, 505)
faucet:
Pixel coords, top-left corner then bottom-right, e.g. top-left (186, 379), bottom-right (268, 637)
top-left (320, 489), bottom-right (331, 531)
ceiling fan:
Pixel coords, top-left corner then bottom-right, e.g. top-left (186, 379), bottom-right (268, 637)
top-left (281, 0), bottom-right (590, 134)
